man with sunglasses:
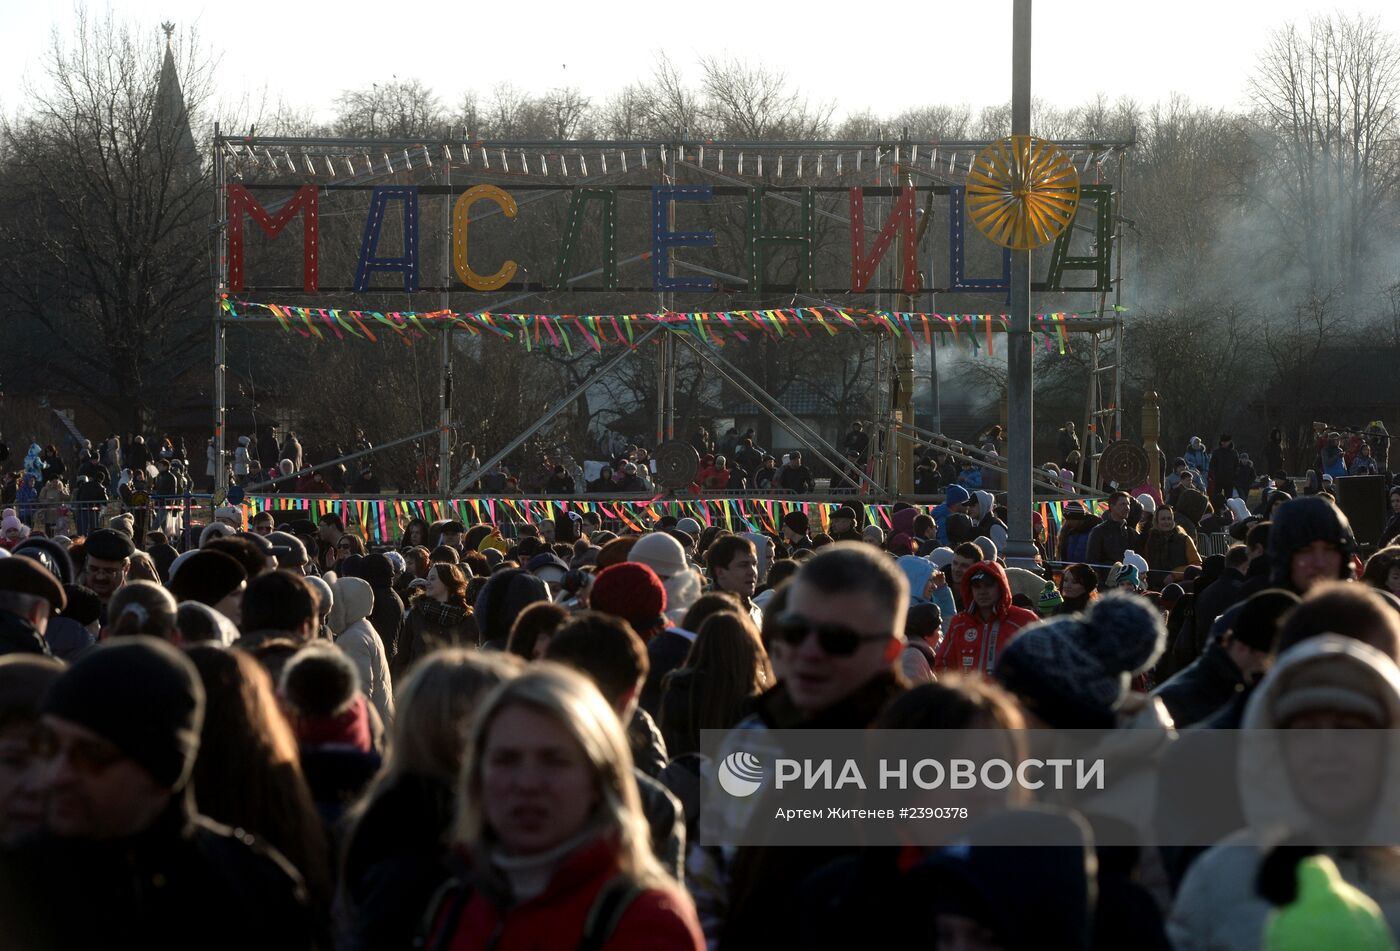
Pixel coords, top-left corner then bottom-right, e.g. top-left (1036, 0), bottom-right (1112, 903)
top-left (934, 559), bottom-right (1039, 677)
top-left (0, 637), bottom-right (313, 945)
top-left (715, 544), bottom-right (908, 946)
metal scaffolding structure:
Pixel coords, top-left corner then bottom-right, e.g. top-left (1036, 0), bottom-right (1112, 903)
top-left (211, 127), bottom-right (1131, 505)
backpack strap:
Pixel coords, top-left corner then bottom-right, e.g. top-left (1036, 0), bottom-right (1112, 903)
top-left (414, 877), bottom-right (473, 951)
top-left (578, 875), bottom-right (646, 951)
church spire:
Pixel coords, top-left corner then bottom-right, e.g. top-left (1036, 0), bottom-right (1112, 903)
top-left (151, 23), bottom-right (199, 175)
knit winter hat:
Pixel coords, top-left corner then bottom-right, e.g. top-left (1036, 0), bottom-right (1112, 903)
top-left (889, 533), bottom-right (915, 556)
top-left (1136, 494), bottom-right (1157, 514)
top-left (676, 517), bottom-right (703, 536)
top-left (995, 591), bottom-right (1166, 724)
top-left (1266, 855), bottom-right (1398, 951)
top-left (0, 509), bottom-right (28, 539)
top-left (630, 532), bottom-right (689, 580)
top-left (167, 550), bottom-right (247, 607)
top-left (41, 637), bottom-right (205, 790)
top-left (108, 513), bottom-right (136, 539)
top-left (1229, 589), bottom-right (1301, 653)
top-left (595, 536), bottom-right (638, 570)
top-left (1123, 550), bottom-right (1150, 577)
top-left (1106, 562), bottom-right (1143, 592)
top-left (1037, 582), bottom-right (1065, 615)
top-left (927, 547), bottom-right (956, 569)
top-left (943, 484), bottom-right (971, 506)
top-left (782, 510), bottom-right (810, 535)
top-left (590, 562), bottom-right (667, 634)
top-left (198, 522), bottom-right (237, 548)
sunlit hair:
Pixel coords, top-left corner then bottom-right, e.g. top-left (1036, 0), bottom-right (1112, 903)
top-left (454, 663), bottom-right (671, 888)
top-left (107, 580), bottom-right (178, 640)
top-left (380, 648), bottom-right (521, 786)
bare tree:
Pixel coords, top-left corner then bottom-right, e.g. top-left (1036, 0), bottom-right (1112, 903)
top-left (1249, 14), bottom-right (1400, 296)
top-left (0, 12), bottom-right (213, 432)
top-left (334, 77), bottom-right (448, 138)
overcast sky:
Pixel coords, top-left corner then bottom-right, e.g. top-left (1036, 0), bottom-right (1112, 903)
top-left (4, 1), bottom-right (1400, 126)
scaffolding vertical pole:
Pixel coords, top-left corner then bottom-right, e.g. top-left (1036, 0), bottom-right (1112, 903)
top-left (212, 127), bottom-right (228, 497)
top-left (893, 158), bottom-right (917, 494)
top-left (1005, 0), bottom-right (1037, 565)
top-left (438, 156), bottom-right (453, 502)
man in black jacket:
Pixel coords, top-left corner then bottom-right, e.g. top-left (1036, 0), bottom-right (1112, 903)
top-left (0, 638), bottom-right (314, 948)
top-left (1191, 544), bottom-right (1250, 654)
top-left (1155, 589), bottom-right (1297, 727)
top-left (0, 556), bottom-right (65, 656)
top-left (1084, 491), bottom-right (1140, 567)
top-left (1208, 434), bottom-right (1239, 510)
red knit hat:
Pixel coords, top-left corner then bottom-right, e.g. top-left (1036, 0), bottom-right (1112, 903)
top-left (590, 562), bottom-right (667, 635)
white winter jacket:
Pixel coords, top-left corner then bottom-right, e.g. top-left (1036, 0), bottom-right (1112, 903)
top-left (329, 576), bottom-right (395, 725)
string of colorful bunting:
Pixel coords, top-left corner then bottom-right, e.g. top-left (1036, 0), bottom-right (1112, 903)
top-left (221, 297), bottom-right (1093, 355)
top-left (243, 495), bottom-right (1107, 545)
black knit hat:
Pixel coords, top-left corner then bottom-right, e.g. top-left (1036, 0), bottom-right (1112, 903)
top-left (1229, 588), bottom-right (1301, 653)
top-left (41, 637), bottom-right (205, 789)
top-left (782, 510), bottom-right (810, 534)
top-left (168, 550), bottom-right (247, 607)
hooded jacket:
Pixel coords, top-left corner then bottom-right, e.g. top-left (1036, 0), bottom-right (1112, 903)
top-left (329, 577), bottom-right (395, 726)
top-left (1185, 440), bottom-right (1209, 476)
top-left (1169, 637), bottom-right (1400, 950)
top-left (359, 553), bottom-right (405, 661)
top-left (934, 561), bottom-right (1039, 676)
top-left (895, 555), bottom-right (956, 640)
top-left (1266, 496), bottom-right (1358, 592)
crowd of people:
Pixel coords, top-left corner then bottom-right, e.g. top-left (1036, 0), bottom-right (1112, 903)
top-left (2, 412), bottom-right (1400, 948)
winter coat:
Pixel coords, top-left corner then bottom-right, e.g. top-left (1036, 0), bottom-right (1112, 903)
top-left (1153, 639), bottom-right (1247, 728)
top-left (394, 597), bottom-right (479, 679)
top-left (330, 576), bottom-right (395, 725)
top-left (1207, 446), bottom-right (1238, 497)
top-left (1191, 567), bottom-right (1247, 654)
top-left (776, 464), bottom-right (814, 494)
top-left (640, 628), bottom-right (697, 719)
top-left (1352, 455), bottom-right (1381, 475)
top-left (1321, 443), bottom-right (1348, 478)
top-left (1382, 512), bottom-right (1400, 549)
top-left (628, 706), bottom-right (668, 779)
top-left (1168, 638), bottom-right (1400, 950)
top-left (1233, 459), bottom-right (1257, 496)
top-left (1057, 511), bottom-right (1100, 563)
top-left (340, 772), bottom-right (455, 951)
top-left (1085, 512), bottom-right (1139, 567)
top-left (934, 561), bottom-right (1040, 676)
top-left (0, 797), bottom-right (314, 949)
top-left (426, 835), bottom-right (704, 951)
top-left (712, 672), bottom-right (906, 949)
top-left (1184, 445), bottom-right (1209, 476)
top-left (1140, 526), bottom-right (1202, 576)
top-left (0, 610), bottom-right (49, 657)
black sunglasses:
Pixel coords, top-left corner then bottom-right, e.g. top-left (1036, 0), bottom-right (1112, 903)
top-left (773, 611), bottom-right (888, 657)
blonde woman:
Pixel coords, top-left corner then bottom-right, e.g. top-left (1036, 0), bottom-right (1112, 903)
top-left (425, 664), bottom-right (703, 950)
top-left (339, 649), bottom-right (522, 951)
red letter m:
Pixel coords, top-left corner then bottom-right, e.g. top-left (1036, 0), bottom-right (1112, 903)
top-left (227, 184), bottom-right (319, 292)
